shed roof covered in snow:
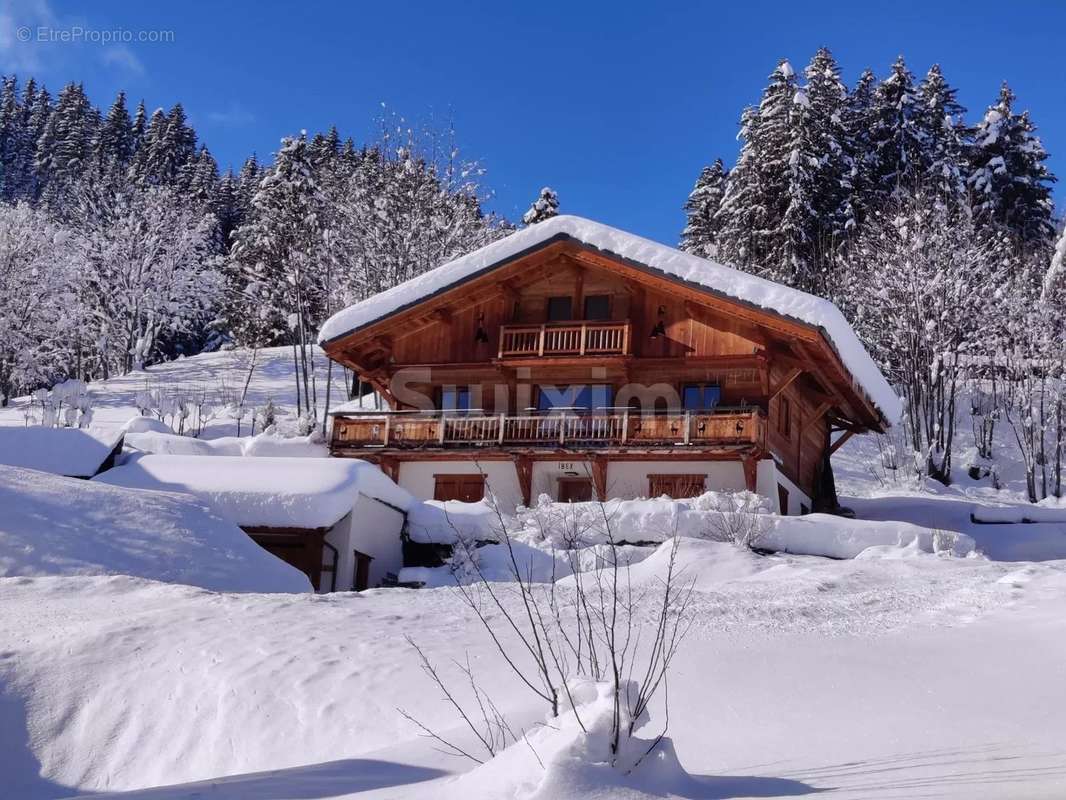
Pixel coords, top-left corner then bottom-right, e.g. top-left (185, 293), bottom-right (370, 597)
top-left (318, 215), bottom-right (901, 423)
top-left (94, 455), bottom-right (413, 529)
top-left (0, 427), bottom-right (123, 478)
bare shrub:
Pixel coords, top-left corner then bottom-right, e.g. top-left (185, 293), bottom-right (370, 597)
top-left (402, 484), bottom-right (695, 771)
top-left (697, 490), bottom-right (769, 549)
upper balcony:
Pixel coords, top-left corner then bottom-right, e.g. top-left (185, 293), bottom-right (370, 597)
top-left (498, 321), bottom-right (630, 359)
top-left (330, 407), bottom-right (765, 454)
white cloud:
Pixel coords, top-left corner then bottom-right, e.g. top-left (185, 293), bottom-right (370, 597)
top-left (206, 104), bottom-right (255, 127)
top-left (101, 44), bottom-right (144, 75)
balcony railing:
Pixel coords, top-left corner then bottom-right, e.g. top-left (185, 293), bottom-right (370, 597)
top-left (498, 321), bottom-right (630, 358)
top-left (331, 408), bottom-right (765, 451)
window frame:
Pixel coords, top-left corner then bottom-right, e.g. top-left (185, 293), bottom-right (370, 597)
top-left (583, 294), bottom-right (611, 321)
top-left (546, 296), bottom-right (573, 322)
top-left (681, 383), bottom-right (722, 413)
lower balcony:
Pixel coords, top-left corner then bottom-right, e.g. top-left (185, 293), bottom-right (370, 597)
top-left (330, 408), bottom-right (765, 452)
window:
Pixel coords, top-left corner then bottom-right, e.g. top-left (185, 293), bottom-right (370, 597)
top-left (537, 384), bottom-right (613, 412)
top-left (649, 474), bottom-right (706, 499)
top-left (547, 296), bottom-right (573, 322)
top-left (583, 294), bottom-right (610, 320)
top-left (682, 384), bottom-right (721, 412)
top-left (433, 474), bottom-right (486, 502)
top-left (441, 385), bottom-right (473, 411)
top-left (778, 397), bottom-right (792, 437)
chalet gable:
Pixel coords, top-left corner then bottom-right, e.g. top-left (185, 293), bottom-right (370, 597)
top-left (320, 216), bottom-right (901, 428)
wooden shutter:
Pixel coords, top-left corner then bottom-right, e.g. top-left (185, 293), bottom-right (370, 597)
top-left (648, 474), bottom-right (706, 499)
top-left (433, 474), bottom-right (486, 502)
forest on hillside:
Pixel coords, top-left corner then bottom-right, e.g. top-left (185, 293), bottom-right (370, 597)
top-left (0, 49), bottom-right (1064, 499)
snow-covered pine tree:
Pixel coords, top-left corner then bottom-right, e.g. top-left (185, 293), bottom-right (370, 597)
top-left (230, 133), bottom-right (327, 422)
top-left (914, 64), bottom-right (968, 207)
top-left (680, 159), bottom-right (728, 258)
top-left (716, 60), bottom-right (799, 275)
top-left (0, 76), bottom-right (25, 204)
top-left (35, 82), bottom-right (99, 207)
top-left (866, 56), bottom-right (924, 204)
top-left (522, 186), bottom-right (559, 225)
top-left (968, 83), bottom-right (1056, 253)
top-left (837, 68), bottom-right (877, 234)
top-left (94, 91), bottom-right (135, 176)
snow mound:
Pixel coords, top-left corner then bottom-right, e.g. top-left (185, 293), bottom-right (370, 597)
top-left (0, 426), bottom-right (121, 478)
top-left (124, 429), bottom-right (327, 458)
top-left (444, 677), bottom-right (707, 800)
top-left (0, 465), bottom-right (310, 592)
top-left (121, 415), bottom-right (174, 434)
top-left (95, 454), bottom-right (414, 529)
top-left (319, 215), bottom-right (901, 422)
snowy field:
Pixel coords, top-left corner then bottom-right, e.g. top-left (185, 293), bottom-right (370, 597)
top-left (3, 349), bottom-right (1066, 799)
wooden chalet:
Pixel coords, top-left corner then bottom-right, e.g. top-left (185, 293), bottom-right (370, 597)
top-left (319, 216), bottom-right (898, 514)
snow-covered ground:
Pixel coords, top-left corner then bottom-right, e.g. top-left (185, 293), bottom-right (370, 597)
top-left (3, 349), bottom-right (1066, 798)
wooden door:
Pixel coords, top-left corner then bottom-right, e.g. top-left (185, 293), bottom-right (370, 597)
top-left (558, 477), bottom-right (593, 503)
top-left (434, 474), bottom-right (486, 502)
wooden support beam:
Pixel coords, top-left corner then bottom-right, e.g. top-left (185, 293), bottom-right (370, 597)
top-left (828, 430), bottom-right (855, 456)
top-left (769, 366), bottom-right (803, 403)
top-left (802, 401), bottom-right (833, 433)
top-left (591, 457), bottom-right (608, 501)
top-left (516, 456), bottom-right (533, 507)
top-left (741, 455), bottom-right (759, 492)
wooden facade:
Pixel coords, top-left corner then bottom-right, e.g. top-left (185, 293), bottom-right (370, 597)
top-left (322, 236), bottom-right (886, 511)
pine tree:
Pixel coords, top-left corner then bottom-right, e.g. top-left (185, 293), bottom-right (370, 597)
top-left (915, 64), bottom-right (968, 206)
top-left (35, 82), bottom-right (99, 204)
top-left (839, 68), bottom-right (878, 231)
top-left (968, 83), bottom-right (1056, 251)
top-left (522, 186), bottom-right (559, 224)
top-left (680, 159), bottom-right (728, 258)
top-left (0, 76), bottom-right (24, 203)
top-left (94, 91), bottom-right (134, 175)
top-left (130, 100), bottom-right (147, 151)
top-left (866, 56), bottom-right (924, 203)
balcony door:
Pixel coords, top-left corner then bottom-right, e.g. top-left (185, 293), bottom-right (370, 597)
top-left (537, 384), bottom-right (613, 413)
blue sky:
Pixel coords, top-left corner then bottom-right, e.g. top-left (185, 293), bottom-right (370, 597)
top-left (1, 0), bottom-right (1062, 244)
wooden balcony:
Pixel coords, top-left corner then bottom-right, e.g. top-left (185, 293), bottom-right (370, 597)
top-left (331, 408), bottom-right (765, 453)
top-left (498, 321), bottom-right (630, 358)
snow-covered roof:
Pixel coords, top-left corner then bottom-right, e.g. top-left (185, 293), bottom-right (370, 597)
top-left (318, 215), bottom-right (902, 423)
top-left (95, 455), bottom-right (414, 529)
top-left (0, 465), bottom-right (310, 593)
top-left (0, 427), bottom-right (123, 478)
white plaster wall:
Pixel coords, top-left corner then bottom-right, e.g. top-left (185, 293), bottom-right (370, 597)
top-left (606, 460), bottom-right (748, 500)
top-left (531, 459), bottom-right (594, 502)
top-left (770, 467), bottom-right (811, 516)
top-left (324, 500), bottom-right (406, 591)
top-left (396, 460), bottom-right (523, 511)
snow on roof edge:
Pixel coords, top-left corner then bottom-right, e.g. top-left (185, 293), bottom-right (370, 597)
top-left (319, 216), bottom-right (902, 424)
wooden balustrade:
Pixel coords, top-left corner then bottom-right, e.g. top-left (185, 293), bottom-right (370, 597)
top-left (498, 321), bottom-right (630, 358)
top-left (332, 409), bottom-right (765, 451)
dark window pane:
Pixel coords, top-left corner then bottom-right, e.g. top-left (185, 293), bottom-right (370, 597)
top-left (583, 294), bottom-right (610, 320)
top-left (682, 384), bottom-right (720, 411)
top-left (547, 296), bottom-right (573, 322)
top-left (442, 386), bottom-right (471, 410)
top-left (537, 384), bottom-right (612, 411)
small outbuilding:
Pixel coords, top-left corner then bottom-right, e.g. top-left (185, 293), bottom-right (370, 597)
top-left (95, 454), bottom-right (413, 592)
top-left (0, 427), bottom-right (124, 479)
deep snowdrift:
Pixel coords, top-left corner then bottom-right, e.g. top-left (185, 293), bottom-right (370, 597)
top-left (95, 454), bottom-right (413, 529)
top-left (3, 538), bottom-right (1065, 799)
top-left (0, 465), bottom-right (310, 593)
